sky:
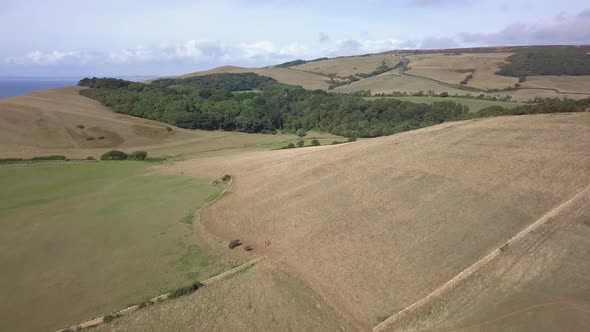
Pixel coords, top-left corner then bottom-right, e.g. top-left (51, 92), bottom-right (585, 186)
top-left (1, 0), bottom-right (589, 77)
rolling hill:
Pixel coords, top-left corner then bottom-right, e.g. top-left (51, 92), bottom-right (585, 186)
top-left (182, 46), bottom-right (590, 102)
top-left (154, 112), bottom-right (590, 331)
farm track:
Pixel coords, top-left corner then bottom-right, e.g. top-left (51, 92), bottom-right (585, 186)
top-left (373, 183), bottom-right (590, 332)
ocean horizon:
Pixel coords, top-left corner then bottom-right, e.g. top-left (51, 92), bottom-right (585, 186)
top-left (0, 77), bottom-right (80, 99)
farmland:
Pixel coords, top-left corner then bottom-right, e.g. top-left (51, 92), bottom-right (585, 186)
top-left (0, 161), bottom-right (236, 331)
top-left (159, 112), bottom-right (590, 330)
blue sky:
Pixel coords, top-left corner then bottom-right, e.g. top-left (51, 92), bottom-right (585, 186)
top-left (1, 0), bottom-right (589, 76)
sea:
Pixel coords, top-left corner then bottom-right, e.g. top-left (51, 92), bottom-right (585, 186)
top-left (0, 77), bottom-right (80, 99)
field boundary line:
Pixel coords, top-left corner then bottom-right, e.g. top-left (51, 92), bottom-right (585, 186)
top-left (56, 255), bottom-right (264, 332)
top-left (373, 184), bottom-right (590, 332)
top-left (56, 176), bottom-right (268, 332)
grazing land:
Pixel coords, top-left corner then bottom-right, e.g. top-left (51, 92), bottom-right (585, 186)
top-left (0, 161), bottom-right (235, 332)
top-left (363, 96), bottom-right (526, 112)
top-left (405, 52), bottom-right (518, 90)
top-left (183, 46), bottom-right (590, 101)
top-left (0, 87), bottom-right (325, 159)
top-left (160, 112), bottom-right (590, 330)
top-left (96, 261), bottom-right (354, 332)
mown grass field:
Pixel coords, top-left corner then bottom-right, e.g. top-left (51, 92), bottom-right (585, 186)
top-left (0, 161), bottom-right (236, 331)
top-left (363, 96), bottom-right (527, 112)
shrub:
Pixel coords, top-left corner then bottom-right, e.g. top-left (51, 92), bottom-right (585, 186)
top-left (97, 136), bottom-right (105, 140)
top-left (32, 155), bottom-right (67, 161)
top-left (348, 136), bottom-right (357, 142)
top-left (244, 245), bottom-right (253, 251)
top-left (281, 142), bottom-right (296, 149)
top-left (0, 158), bottom-right (23, 163)
top-left (296, 139), bottom-right (305, 147)
top-left (86, 137), bottom-right (94, 141)
top-left (166, 126), bottom-right (173, 132)
top-left (228, 239), bottom-right (241, 249)
top-left (310, 139), bottom-right (320, 146)
top-left (129, 150), bottom-right (148, 161)
top-left (221, 174), bottom-right (232, 182)
top-left (100, 150), bottom-right (128, 160)
top-left (76, 124), bottom-right (85, 129)
top-left (295, 128), bottom-right (307, 137)
top-left (102, 313), bottom-right (121, 323)
top-left (168, 281), bottom-right (204, 299)
top-left (86, 156), bottom-right (96, 160)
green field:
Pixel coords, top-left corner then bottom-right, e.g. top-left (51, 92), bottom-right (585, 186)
top-left (0, 161), bottom-right (233, 331)
top-left (363, 96), bottom-right (527, 112)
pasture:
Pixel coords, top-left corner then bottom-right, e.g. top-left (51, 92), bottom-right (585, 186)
top-left (0, 161), bottom-right (234, 331)
top-left (161, 112), bottom-right (590, 330)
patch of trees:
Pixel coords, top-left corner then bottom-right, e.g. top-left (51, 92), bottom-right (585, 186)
top-left (476, 98), bottom-right (590, 118)
top-left (357, 60), bottom-right (399, 78)
top-left (79, 75), bottom-right (470, 138)
top-left (151, 73), bottom-right (279, 91)
top-left (78, 77), bottom-right (132, 89)
top-left (496, 47), bottom-right (590, 77)
top-left (274, 57), bottom-right (329, 68)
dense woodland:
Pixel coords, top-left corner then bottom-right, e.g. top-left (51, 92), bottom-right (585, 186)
top-left (79, 75), bottom-right (470, 137)
top-left (496, 47), bottom-right (590, 76)
top-left (79, 74), bottom-right (590, 138)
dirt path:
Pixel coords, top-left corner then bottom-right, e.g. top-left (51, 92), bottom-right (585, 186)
top-left (373, 183), bottom-right (590, 332)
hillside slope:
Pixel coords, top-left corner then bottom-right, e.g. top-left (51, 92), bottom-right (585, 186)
top-left (0, 87), bottom-right (309, 159)
top-left (160, 112), bottom-right (590, 330)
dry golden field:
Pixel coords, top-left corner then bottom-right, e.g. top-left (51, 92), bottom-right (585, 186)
top-left (158, 112), bottom-right (590, 330)
top-left (334, 71), bottom-right (471, 95)
top-left (405, 53), bottom-right (518, 90)
top-left (521, 75), bottom-right (590, 94)
top-left (96, 261), bottom-right (354, 332)
top-left (291, 54), bottom-right (400, 77)
top-left (181, 65), bottom-right (331, 90)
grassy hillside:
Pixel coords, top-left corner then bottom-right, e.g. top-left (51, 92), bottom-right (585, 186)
top-left (0, 87), bottom-right (315, 159)
top-left (181, 46), bottom-right (590, 101)
top-left (96, 262), bottom-right (354, 332)
top-left (0, 161), bottom-right (235, 331)
top-left (160, 112), bottom-right (590, 329)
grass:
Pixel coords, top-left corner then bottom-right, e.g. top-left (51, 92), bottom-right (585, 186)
top-left (0, 161), bottom-right (229, 332)
top-left (363, 96), bottom-right (526, 112)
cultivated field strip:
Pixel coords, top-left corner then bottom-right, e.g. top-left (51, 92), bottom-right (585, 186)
top-left (373, 183), bottom-right (590, 332)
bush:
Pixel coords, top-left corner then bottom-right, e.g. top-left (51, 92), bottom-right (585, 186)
top-left (168, 281), bottom-right (204, 299)
top-left (31, 155), bottom-right (67, 161)
top-left (0, 158), bottom-right (23, 163)
top-left (296, 139), bottom-right (305, 147)
top-left (166, 126), bottom-right (173, 132)
top-left (86, 156), bottom-right (96, 160)
top-left (102, 313), bottom-right (121, 323)
top-left (348, 136), bottom-right (357, 142)
top-left (97, 136), bottom-right (105, 140)
top-left (129, 150), bottom-right (148, 161)
top-left (228, 239), bottom-right (241, 249)
top-left (100, 150), bottom-right (128, 160)
top-left (221, 174), bottom-right (232, 182)
top-left (281, 142), bottom-right (296, 149)
top-left (244, 245), bottom-right (253, 251)
top-left (76, 124), bottom-right (85, 129)
top-left (86, 137), bottom-right (94, 141)
top-left (310, 139), bottom-right (320, 146)
top-left (295, 128), bottom-right (307, 137)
